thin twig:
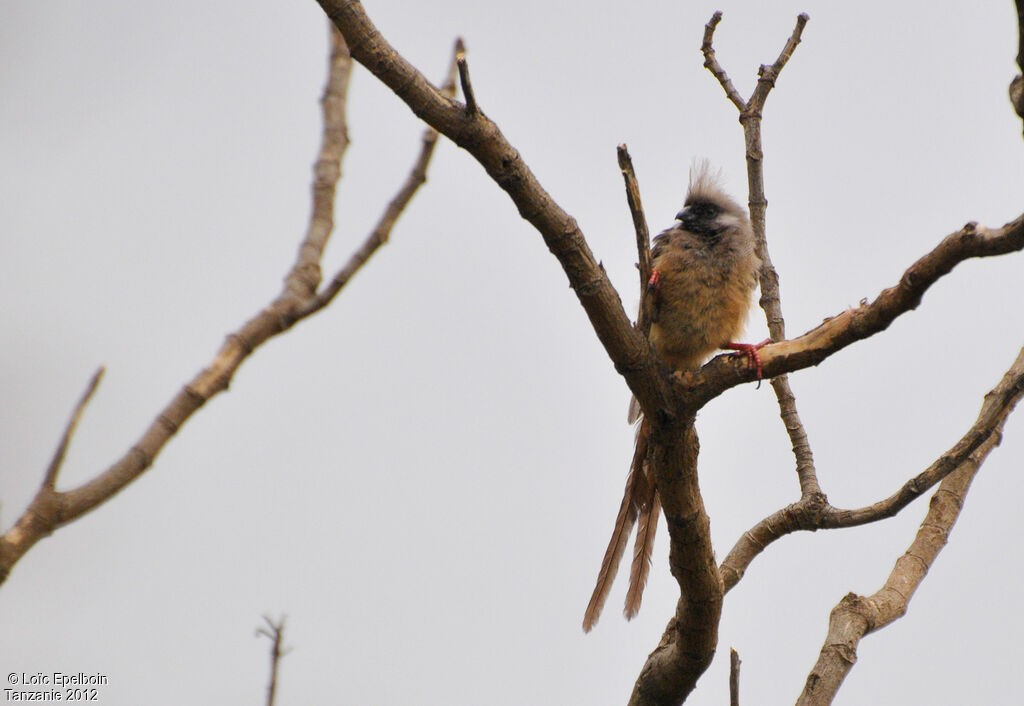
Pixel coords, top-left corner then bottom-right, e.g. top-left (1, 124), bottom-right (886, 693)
top-left (729, 648), bottom-right (741, 706)
top-left (256, 615), bottom-right (291, 706)
top-left (285, 24), bottom-right (353, 301)
top-left (748, 14), bottom-right (809, 108)
top-left (616, 144), bottom-right (653, 336)
top-left (455, 38), bottom-right (478, 114)
top-left (1012, 0), bottom-right (1024, 128)
top-left (701, 12), bottom-right (745, 111)
top-left (42, 367), bottom-right (105, 489)
top-left (301, 39), bottom-right (461, 316)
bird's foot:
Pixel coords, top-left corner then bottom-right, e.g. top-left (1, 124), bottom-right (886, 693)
top-left (723, 338), bottom-right (771, 383)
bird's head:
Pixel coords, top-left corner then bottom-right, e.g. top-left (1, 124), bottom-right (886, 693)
top-left (675, 161), bottom-right (748, 239)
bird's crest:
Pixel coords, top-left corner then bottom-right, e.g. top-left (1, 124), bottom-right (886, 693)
top-left (686, 160), bottom-right (725, 203)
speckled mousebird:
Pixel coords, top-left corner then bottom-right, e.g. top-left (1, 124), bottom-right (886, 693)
top-left (583, 162), bottom-right (765, 632)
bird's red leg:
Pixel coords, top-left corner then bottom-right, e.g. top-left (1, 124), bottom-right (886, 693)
top-left (722, 338), bottom-right (771, 381)
top-left (647, 269), bottom-right (661, 297)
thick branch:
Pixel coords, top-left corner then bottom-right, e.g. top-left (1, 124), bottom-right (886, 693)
top-left (720, 345), bottom-right (1024, 593)
top-left (628, 423), bottom-right (722, 706)
top-left (0, 26), bottom-right (451, 586)
top-left (316, 0), bottom-right (675, 426)
top-left (683, 214), bottom-right (1024, 410)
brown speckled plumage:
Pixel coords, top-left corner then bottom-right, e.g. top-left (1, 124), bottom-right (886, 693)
top-left (647, 191), bottom-right (759, 370)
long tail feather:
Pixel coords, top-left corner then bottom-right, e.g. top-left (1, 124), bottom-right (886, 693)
top-left (625, 479), bottom-right (659, 620)
top-left (627, 394), bottom-right (642, 424)
top-left (583, 419), bottom-right (651, 632)
top-left (582, 470), bottom-right (640, 631)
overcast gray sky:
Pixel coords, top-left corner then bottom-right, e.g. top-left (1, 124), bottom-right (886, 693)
top-left (2, 1), bottom-right (1023, 704)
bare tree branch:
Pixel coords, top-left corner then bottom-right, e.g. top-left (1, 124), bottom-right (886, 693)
top-left (702, 12), bottom-right (821, 499)
top-left (2, 368), bottom-right (108, 581)
top-left (616, 145), bottom-right (654, 337)
top-left (700, 13), bottom-right (745, 112)
top-left (795, 350), bottom-right (1024, 704)
top-left (256, 615), bottom-right (292, 706)
top-left (1011, 0), bottom-right (1024, 129)
top-left (0, 24), bottom-right (455, 586)
top-left (1017, 0), bottom-right (1024, 73)
top-left (683, 214), bottom-right (1024, 410)
top-left (729, 648), bottom-right (741, 706)
top-left (628, 422), bottom-right (722, 706)
top-left (315, 0), bottom-right (676, 428)
top-left (41, 367), bottom-right (105, 490)
top-left (299, 39), bottom-right (461, 318)
top-left (455, 38), bottom-right (478, 115)
top-left (285, 24), bottom-right (353, 301)
top-left (720, 345), bottom-right (1024, 593)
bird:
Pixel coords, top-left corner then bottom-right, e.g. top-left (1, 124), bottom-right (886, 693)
top-left (583, 162), bottom-right (764, 632)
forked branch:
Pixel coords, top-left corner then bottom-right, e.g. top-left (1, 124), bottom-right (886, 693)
top-left (257, 614), bottom-right (292, 706)
top-left (702, 12), bottom-right (820, 498)
top-left (0, 25), bottom-right (458, 585)
top-left (708, 216), bottom-right (1024, 592)
top-left (316, 0), bottom-right (676, 428)
top-left (720, 345), bottom-right (1024, 592)
top-left (795, 349), bottom-right (1024, 705)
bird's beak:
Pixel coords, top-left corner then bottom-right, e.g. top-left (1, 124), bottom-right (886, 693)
top-left (674, 206), bottom-right (690, 223)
